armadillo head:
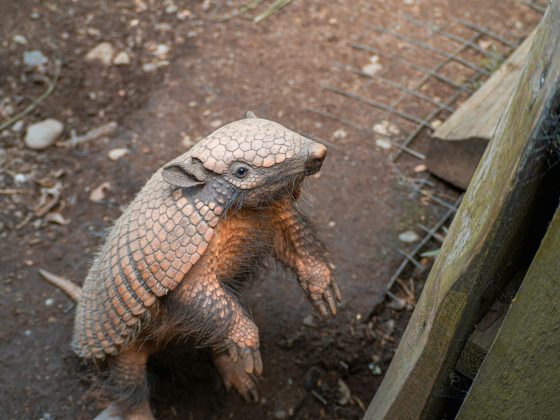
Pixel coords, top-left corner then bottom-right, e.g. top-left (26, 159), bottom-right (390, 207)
top-left (161, 117), bottom-right (327, 209)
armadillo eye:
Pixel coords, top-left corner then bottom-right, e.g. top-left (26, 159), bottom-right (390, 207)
top-left (235, 166), bottom-right (249, 179)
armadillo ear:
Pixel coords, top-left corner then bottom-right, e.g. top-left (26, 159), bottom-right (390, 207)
top-left (162, 158), bottom-right (209, 188)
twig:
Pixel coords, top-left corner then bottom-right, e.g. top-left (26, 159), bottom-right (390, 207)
top-left (209, 0), bottom-right (264, 22)
top-left (0, 60), bottom-right (61, 133)
top-left (254, 0), bottom-right (294, 23)
top-left (0, 188), bottom-right (27, 195)
top-left (310, 390), bottom-right (328, 406)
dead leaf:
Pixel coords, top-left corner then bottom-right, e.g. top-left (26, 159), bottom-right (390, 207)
top-left (89, 182), bottom-right (111, 202)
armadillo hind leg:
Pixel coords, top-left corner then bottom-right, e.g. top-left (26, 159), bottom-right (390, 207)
top-left (213, 351), bottom-right (259, 402)
top-left (97, 348), bottom-right (155, 420)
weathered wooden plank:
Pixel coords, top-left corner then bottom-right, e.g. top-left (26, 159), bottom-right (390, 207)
top-left (457, 205), bottom-right (560, 419)
top-left (364, 2), bottom-right (560, 418)
top-left (432, 29), bottom-right (535, 143)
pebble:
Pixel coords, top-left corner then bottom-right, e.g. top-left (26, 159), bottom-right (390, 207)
top-left (375, 138), bottom-right (392, 150)
top-left (25, 119), bottom-right (64, 150)
top-left (337, 379), bottom-right (352, 405)
top-left (303, 314), bottom-right (316, 327)
top-left (328, 220), bottom-right (336, 228)
top-left (399, 230), bottom-right (420, 243)
top-left (89, 182), bottom-right (111, 202)
top-left (23, 50), bottom-right (48, 68)
top-left (210, 119), bottom-right (223, 129)
top-left (11, 120), bottom-right (24, 132)
top-left (151, 44), bottom-right (170, 58)
top-left (373, 120), bottom-right (400, 136)
top-left (24, 329), bottom-right (32, 337)
top-left (44, 298), bottom-right (54, 306)
top-left (362, 62), bottom-right (383, 77)
top-left (274, 410), bottom-right (287, 419)
top-left (414, 164), bottom-right (427, 173)
top-left (332, 129), bottom-right (347, 140)
top-left (108, 147), bottom-right (130, 161)
top-left (113, 51), bottom-right (131, 66)
top-left (362, 54), bottom-right (383, 77)
top-left (13, 34), bottom-right (28, 45)
top-left (14, 173), bottom-right (28, 184)
top-left (85, 42), bottom-right (115, 65)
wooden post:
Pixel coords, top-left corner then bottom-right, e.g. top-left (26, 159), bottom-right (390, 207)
top-left (364, 1), bottom-right (560, 418)
top-left (456, 206), bottom-right (560, 419)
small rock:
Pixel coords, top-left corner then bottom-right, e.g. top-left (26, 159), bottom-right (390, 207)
top-left (210, 119), bottom-right (223, 129)
top-left (373, 122), bottom-right (389, 136)
top-left (85, 42), bottom-right (115, 65)
top-left (399, 230), bottom-right (420, 243)
top-left (274, 410), bottom-right (286, 419)
top-left (44, 298), bottom-right (54, 306)
top-left (11, 120), bottom-right (24, 132)
top-left (332, 129), bottom-right (347, 140)
top-left (337, 379), bottom-right (352, 405)
top-left (108, 148), bottom-right (130, 161)
top-left (368, 362), bottom-right (383, 376)
top-left (89, 182), bottom-right (111, 202)
top-left (431, 119), bottom-right (443, 129)
top-left (181, 133), bottom-right (194, 148)
top-left (13, 34), bottom-right (28, 45)
top-left (14, 173), bottom-right (28, 184)
top-left (151, 44), bottom-right (170, 58)
top-left (113, 51), bottom-right (131, 66)
top-left (25, 119), bottom-right (64, 150)
top-left (24, 329), bottom-right (32, 337)
top-left (23, 50), bottom-right (48, 68)
top-left (303, 314), bottom-right (316, 327)
top-left (328, 220), bottom-right (336, 228)
top-left (46, 212), bottom-right (70, 225)
top-left (362, 62), bottom-right (383, 77)
top-left (188, 101), bottom-right (198, 108)
top-left (375, 138), bottom-right (392, 150)
top-left (414, 164), bottom-right (427, 173)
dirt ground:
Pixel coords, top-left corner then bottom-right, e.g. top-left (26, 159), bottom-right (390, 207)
top-left (0, 1), bottom-right (540, 419)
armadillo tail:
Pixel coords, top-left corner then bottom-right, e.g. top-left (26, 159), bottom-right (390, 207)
top-left (38, 269), bottom-right (82, 302)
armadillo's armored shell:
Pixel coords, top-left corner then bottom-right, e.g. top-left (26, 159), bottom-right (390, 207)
top-left (72, 118), bottom-right (305, 359)
top-left (72, 173), bottom-right (220, 359)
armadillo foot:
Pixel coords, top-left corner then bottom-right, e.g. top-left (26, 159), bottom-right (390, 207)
top-left (94, 402), bottom-right (155, 420)
top-left (213, 352), bottom-right (259, 402)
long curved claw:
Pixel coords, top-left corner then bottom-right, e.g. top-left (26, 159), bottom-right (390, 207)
top-left (243, 349), bottom-right (254, 374)
top-left (253, 350), bottom-right (263, 376)
top-left (324, 288), bottom-right (337, 316)
top-left (331, 279), bottom-right (342, 303)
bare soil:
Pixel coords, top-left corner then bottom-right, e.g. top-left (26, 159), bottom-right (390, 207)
top-left (0, 0), bottom-right (540, 419)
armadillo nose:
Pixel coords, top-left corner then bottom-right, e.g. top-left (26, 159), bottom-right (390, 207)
top-left (308, 142), bottom-right (327, 161)
top-left (305, 142), bottom-right (327, 175)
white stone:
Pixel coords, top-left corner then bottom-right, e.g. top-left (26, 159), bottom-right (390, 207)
top-left (332, 129), bottom-right (347, 140)
top-left (85, 42), bottom-right (115, 65)
top-left (25, 119), bottom-right (64, 150)
top-left (113, 51), bottom-right (131, 66)
top-left (399, 230), bottom-right (420, 243)
top-left (108, 148), bottom-right (129, 161)
top-left (13, 34), bottom-right (28, 45)
top-left (23, 50), bottom-right (48, 68)
top-left (362, 62), bottom-right (383, 77)
top-left (375, 138), bottom-right (392, 150)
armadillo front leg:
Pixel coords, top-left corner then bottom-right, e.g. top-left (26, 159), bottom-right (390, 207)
top-left (95, 348), bottom-right (154, 420)
top-left (177, 271), bottom-right (263, 376)
top-left (273, 200), bottom-right (341, 319)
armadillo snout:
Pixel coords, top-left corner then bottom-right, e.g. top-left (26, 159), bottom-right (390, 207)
top-left (305, 142), bottom-right (327, 175)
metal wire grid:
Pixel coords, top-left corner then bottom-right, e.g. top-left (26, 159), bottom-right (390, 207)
top-left (308, 10), bottom-right (546, 304)
top-left (308, 15), bottom-right (522, 163)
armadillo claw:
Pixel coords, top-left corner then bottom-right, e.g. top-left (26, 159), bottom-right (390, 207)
top-left (214, 353), bottom-right (260, 402)
top-left (225, 342), bottom-right (262, 376)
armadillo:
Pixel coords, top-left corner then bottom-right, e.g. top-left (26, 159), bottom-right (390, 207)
top-left (40, 116), bottom-right (340, 419)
